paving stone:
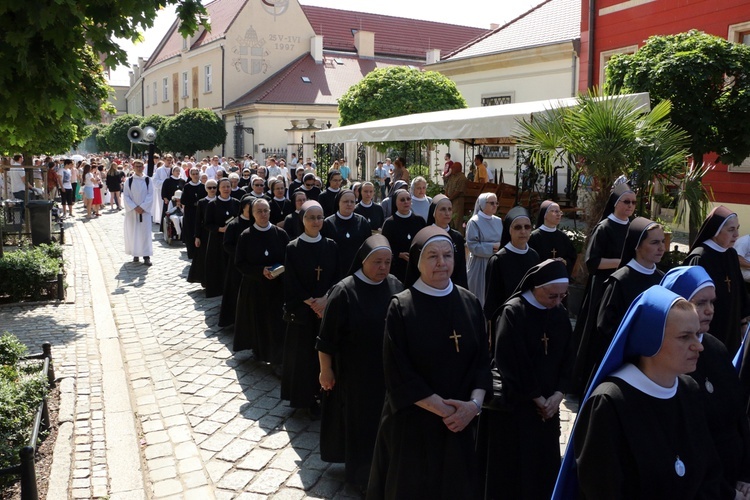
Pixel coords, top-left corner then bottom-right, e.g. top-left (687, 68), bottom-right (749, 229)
top-left (271, 489), bottom-right (306, 500)
top-left (237, 449), bottom-right (277, 471)
top-left (270, 447), bottom-right (311, 472)
top-left (215, 438), bottom-right (255, 462)
top-left (247, 468), bottom-right (293, 495)
top-left (200, 432), bottom-right (234, 452)
top-left (259, 431), bottom-right (291, 450)
top-left (217, 470), bottom-right (255, 490)
top-left (285, 467), bottom-right (324, 490)
top-left (152, 478), bottom-right (183, 497)
top-left (205, 459), bottom-right (233, 483)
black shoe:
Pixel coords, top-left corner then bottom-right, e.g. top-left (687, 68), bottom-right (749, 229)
top-left (143, 257), bottom-right (152, 267)
top-left (132, 257), bottom-right (140, 263)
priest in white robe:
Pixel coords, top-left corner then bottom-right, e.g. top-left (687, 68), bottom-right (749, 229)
top-left (123, 160), bottom-right (154, 265)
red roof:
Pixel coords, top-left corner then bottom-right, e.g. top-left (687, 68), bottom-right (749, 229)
top-left (225, 53), bottom-right (409, 109)
top-left (300, 5), bottom-right (487, 59)
top-left (147, 0), bottom-right (488, 70)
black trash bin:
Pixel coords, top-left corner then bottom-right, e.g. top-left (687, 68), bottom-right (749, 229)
top-left (26, 200), bottom-right (53, 245)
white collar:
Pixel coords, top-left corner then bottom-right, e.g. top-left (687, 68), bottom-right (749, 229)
top-left (171, 175), bottom-right (180, 180)
top-left (254, 223), bottom-right (271, 231)
top-left (299, 233), bottom-right (322, 243)
top-left (359, 200), bottom-right (373, 208)
top-left (432, 223), bottom-right (450, 232)
top-left (413, 278), bottom-right (453, 297)
top-left (395, 210), bottom-right (412, 219)
top-left (611, 363), bottom-right (678, 399)
top-left (540, 224), bottom-right (556, 232)
top-left (521, 290), bottom-right (547, 310)
top-left (273, 196), bottom-right (286, 201)
top-left (188, 181), bottom-right (201, 186)
top-left (478, 211), bottom-right (493, 220)
top-left (704, 239), bottom-right (727, 253)
top-left (239, 215), bottom-right (251, 220)
top-left (250, 192), bottom-right (264, 197)
top-left (336, 211), bottom-right (354, 220)
top-left (205, 196), bottom-right (216, 201)
top-left (327, 187), bottom-right (340, 193)
top-left (608, 213), bottom-right (629, 225)
top-left (626, 258), bottom-right (656, 274)
top-left (231, 187), bottom-right (241, 191)
top-left (504, 242), bottom-right (529, 254)
top-left (412, 195), bottom-right (426, 202)
top-left (354, 268), bottom-right (384, 285)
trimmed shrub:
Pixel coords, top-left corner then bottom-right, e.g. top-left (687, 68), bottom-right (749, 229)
top-left (0, 245), bottom-right (60, 301)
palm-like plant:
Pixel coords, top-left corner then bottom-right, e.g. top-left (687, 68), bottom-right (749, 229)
top-left (514, 89), bottom-right (689, 232)
top-left (673, 160), bottom-right (714, 243)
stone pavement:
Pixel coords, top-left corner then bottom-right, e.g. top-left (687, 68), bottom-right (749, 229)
top-left (0, 204), bottom-right (578, 499)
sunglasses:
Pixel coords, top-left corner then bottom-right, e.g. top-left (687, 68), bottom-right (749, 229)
top-left (304, 183), bottom-right (315, 187)
top-left (206, 186), bottom-right (217, 190)
top-left (618, 199), bottom-right (636, 205)
top-left (512, 224), bottom-right (532, 230)
top-left (253, 183), bottom-right (265, 187)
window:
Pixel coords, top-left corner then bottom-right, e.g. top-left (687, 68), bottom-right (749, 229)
top-left (204, 64), bottom-right (212, 93)
top-left (729, 22), bottom-right (750, 46)
top-left (599, 45), bottom-right (639, 85)
top-left (182, 37), bottom-right (188, 51)
top-left (152, 82), bottom-right (157, 105)
top-left (182, 72), bottom-right (189, 97)
top-left (481, 95), bottom-right (512, 107)
top-left (162, 77), bottom-right (169, 101)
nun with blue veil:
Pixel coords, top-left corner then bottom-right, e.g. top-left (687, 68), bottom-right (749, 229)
top-left (554, 286), bottom-right (724, 499)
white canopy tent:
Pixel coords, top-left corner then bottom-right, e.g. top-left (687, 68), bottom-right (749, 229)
top-left (315, 93), bottom-right (651, 144)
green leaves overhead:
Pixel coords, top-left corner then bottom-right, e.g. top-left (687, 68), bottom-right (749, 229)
top-left (157, 108), bottom-right (226, 157)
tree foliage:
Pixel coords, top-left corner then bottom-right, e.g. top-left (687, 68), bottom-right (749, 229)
top-left (0, 0), bottom-right (208, 153)
top-left (338, 67), bottom-right (466, 151)
top-left (605, 30), bottom-right (750, 165)
top-left (103, 114), bottom-right (144, 154)
top-left (158, 108), bottom-right (226, 157)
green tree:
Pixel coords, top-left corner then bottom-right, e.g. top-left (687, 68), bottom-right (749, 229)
top-left (338, 67), bottom-right (466, 151)
top-left (158, 108), bottom-right (226, 157)
top-left (605, 30), bottom-right (750, 166)
top-left (0, 0), bottom-right (208, 154)
top-left (103, 114), bottom-right (144, 154)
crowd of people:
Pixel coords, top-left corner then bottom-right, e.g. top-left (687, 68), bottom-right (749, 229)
top-left (5, 151), bottom-right (750, 498)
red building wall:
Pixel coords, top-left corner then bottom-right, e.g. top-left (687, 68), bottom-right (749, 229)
top-left (580, 0), bottom-right (750, 204)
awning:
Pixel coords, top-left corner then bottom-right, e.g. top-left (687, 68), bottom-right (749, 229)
top-left (315, 92), bottom-right (651, 144)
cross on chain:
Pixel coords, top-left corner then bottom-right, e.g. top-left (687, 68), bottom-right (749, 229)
top-left (550, 248), bottom-right (557, 258)
top-left (541, 333), bottom-right (550, 355)
top-left (725, 275), bottom-right (731, 293)
top-left (315, 266), bottom-right (323, 281)
top-left (449, 330), bottom-right (462, 352)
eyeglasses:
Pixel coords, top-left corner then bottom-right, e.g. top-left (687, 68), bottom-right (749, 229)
top-left (254, 209), bottom-right (271, 214)
top-left (485, 201), bottom-right (498, 206)
top-left (512, 224), bottom-right (532, 230)
top-left (206, 186), bottom-right (217, 190)
top-left (619, 199), bottom-right (636, 206)
top-left (304, 215), bottom-right (325, 221)
top-left (304, 183), bottom-right (315, 188)
top-left (546, 292), bottom-right (568, 300)
top-left (253, 183), bottom-right (264, 187)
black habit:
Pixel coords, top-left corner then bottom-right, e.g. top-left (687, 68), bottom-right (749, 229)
top-left (488, 293), bottom-right (574, 500)
top-left (280, 236), bottom-right (339, 408)
top-left (575, 375), bottom-right (723, 499)
top-left (321, 213), bottom-right (372, 277)
top-left (282, 211), bottom-right (304, 240)
top-left (355, 202), bottom-right (385, 232)
top-left (218, 215), bottom-right (253, 327)
top-left (381, 213), bottom-right (426, 283)
top-left (483, 247), bottom-right (540, 321)
top-left (367, 287), bottom-right (492, 500)
top-left (180, 182), bottom-right (206, 259)
top-left (269, 197), bottom-right (293, 225)
top-left (318, 188), bottom-right (340, 218)
top-left (316, 274), bottom-right (404, 487)
top-left (160, 176), bottom-right (184, 231)
top-left (233, 225), bottom-right (290, 363)
top-left (529, 227), bottom-right (577, 276)
top-left (571, 218), bottom-right (629, 397)
top-left (203, 197), bottom-right (241, 298)
top-left (186, 196), bottom-right (212, 285)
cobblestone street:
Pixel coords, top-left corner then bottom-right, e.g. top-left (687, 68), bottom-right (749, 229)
top-left (0, 206), bottom-right (578, 499)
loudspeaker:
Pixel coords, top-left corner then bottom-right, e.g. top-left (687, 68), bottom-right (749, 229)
top-left (128, 126), bottom-right (157, 144)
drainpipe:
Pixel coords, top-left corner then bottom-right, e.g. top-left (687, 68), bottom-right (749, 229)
top-left (587, 0), bottom-right (596, 90)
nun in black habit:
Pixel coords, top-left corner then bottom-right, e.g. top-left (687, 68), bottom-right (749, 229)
top-left (180, 167), bottom-right (206, 259)
top-left (281, 201), bottom-right (339, 413)
top-left (487, 259), bottom-right (574, 500)
top-left (570, 183), bottom-right (635, 397)
top-left (186, 179), bottom-right (216, 285)
top-left (367, 226), bottom-right (492, 500)
top-left (316, 235), bottom-right (404, 489)
top-left (268, 178), bottom-right (293, 224)
top-left (318, 169), bottom-right (343, 218)
top-left (321, 189), bottom-right (372, 277)
top-left (381, 189), bottom-right (426, 283)
top-left (218, 194), bottom-right (254, 327)
top-left (203, 178), bottom-right (241, 298)
top-left (683, 206), bottom-right (750, 353)
top-left (233, 198), bottom-right (290, 365)
top-left (281, 191), bottom-right (307, 240)
top-left (354, 182), bottom-right (385, 232)
top-left (554, 286), bottom-right (723, 499)
top-left (483, 206), bottom-right (540, 321)
top-left (295, 173), bottom-right (321, 201)
top-left (528, 200), bottom-right (577, 276)
top-left (592, 217), bottom-right (666, 377)
top-left (418, 194), bottom-right (468, 289)
top-left (662, 266), bottom-right (750, 497)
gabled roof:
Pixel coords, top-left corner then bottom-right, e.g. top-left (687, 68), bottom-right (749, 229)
top-left (445, 0), bottom-right (580, 61)
top-left (145, 0), bottom-right (489, 71)
top-left (225, 53), bottom-right (408, 109)
top-left (146, 0), bottom-right (248, 70)
top-left (300, 5), bottom-right (487, 59)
